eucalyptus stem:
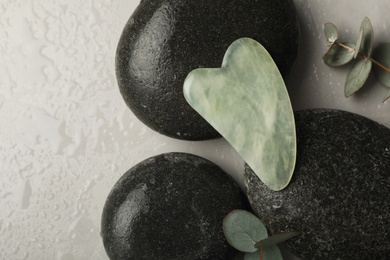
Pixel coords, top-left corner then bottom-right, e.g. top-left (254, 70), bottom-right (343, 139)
top-left (324, 18), bottom-right (390, 100)
top-left (336, 41), bottom-right (354, 52)
top-left (335, 41), bottom-right (390, 74)
top-left (259, 247), bottom-right (263, 260)
top-left (371, 58), bottom-right (390, 74)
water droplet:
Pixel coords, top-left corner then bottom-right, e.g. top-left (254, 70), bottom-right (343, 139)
top-left (47, 193), bottom-right (55, 200)
top-left (54, 214), bottom-right (61, 221)
top-left (383, 148), bottom-right (390, 157)
top-left (272, 199), bottom-right (283, 209)
top-left (21, 252), bottom-right (29, 260)
top-left (21, 179), bottom-right (32, 209)
top-left (53, 204), bottom-right (60, 211)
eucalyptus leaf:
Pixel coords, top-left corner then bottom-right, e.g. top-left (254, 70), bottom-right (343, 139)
top-left (372, 43), bottom-right (390, 87)
top-left (223, 210), bottom-right (268, 253)
top-left (255, 231), bottom-right (301, 249)
top-left (184, 37), bottom-right (296, 191)
top-left (358, 17), bottom-right (374, 57)
top-left (344, 59), bottom-right (372, 97)
top-left (323, 42), bottom-right (355, 66)
top-left (354, 30), bottom-right (363, 59)
top-left (324, 23), bottom-right (338, 43)
top-left (244, 246), bottom-right (283, 260)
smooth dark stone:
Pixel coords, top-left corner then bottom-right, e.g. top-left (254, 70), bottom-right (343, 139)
top-left (102, 152), bottom-right (250, 260)
top-left (116, 0), bottom-right (299, 140)
top-left (245, 109), bottom-right (390, 259)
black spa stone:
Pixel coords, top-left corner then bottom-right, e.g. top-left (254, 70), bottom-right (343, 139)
top-left (116, 0), bottom-right (299, 140)
top-left (101, 152), bottom-right (250, 260)
top-left (245, 109), bottom-right (390, 259)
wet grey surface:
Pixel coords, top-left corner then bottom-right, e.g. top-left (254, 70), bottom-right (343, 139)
top-left (1, 1), bottom-right (390, 259)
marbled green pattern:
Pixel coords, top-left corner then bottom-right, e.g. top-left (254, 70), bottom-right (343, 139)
top-left (183, 38), bottom-right (296, 191)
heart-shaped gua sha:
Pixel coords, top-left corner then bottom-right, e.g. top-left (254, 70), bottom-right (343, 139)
top-left (183, 38), bottom-right (296, 191)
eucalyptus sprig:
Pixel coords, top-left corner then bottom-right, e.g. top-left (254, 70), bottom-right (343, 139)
top-left (323, 17), bottom-right (390, 101)
top-left (223, 209), bottom-right (300, 260)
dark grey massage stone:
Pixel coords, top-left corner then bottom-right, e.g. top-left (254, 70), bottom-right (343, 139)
top-left (116, 0), bottom-right (299, 140)
top-left (245, 109), bottom-right (390, 259)
top-left (101, 152), bottom-right (250, 260)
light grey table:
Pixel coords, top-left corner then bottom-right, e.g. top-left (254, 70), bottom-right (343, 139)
top-left (0, 0), bottom-right (388, 259)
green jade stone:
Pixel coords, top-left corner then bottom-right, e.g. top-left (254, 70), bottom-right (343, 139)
top-left (183, 38), bottom-right (296, 191)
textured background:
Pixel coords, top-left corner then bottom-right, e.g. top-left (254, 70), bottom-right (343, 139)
top-left (0, 0), bottom-right (389, 259)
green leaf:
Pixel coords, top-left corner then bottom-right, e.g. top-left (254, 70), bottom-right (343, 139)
top-left (354, 30), bottom-right (363, 59)
top-left (244, 246), bottom-right (283, 260)
top-left (323, 42), bottom-right (355, 66)
top-left (357, 17), bottom-right (374, 57)
top-left (372, 43), bottom-right (390, 87)
top-left (255, 231), bottom-right (301, 249)
top-left (222, 210), bottom-right (268, 253)
top-left (324, 23), bottom-right (338, 43)
top-left (344, 59), bottom-right (372, 97)
top-left (184, 37), bottom-right (297, 191)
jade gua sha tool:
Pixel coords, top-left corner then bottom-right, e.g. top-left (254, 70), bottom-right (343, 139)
top-left (183, 37), bottom-right (296, 191)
